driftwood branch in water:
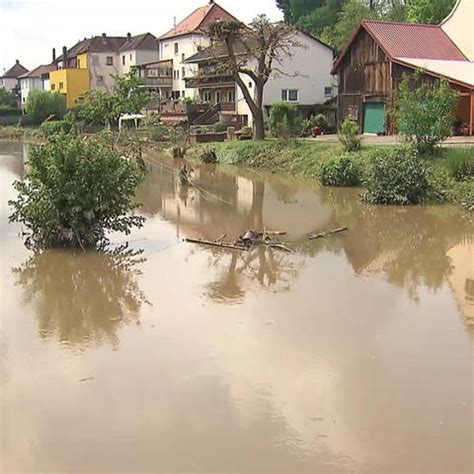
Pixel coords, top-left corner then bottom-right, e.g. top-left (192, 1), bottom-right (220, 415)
top-left (184, 237), bottom-right (247, 251)
top-left (265, 242), bottom-right (294, 253)
top-left (309, 227), bottom-right (348, 240)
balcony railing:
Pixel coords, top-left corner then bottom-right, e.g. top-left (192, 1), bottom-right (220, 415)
top-left (143, 76), bottom-right (173, 87)
top-left (185, 74), bottom-right (235, 89)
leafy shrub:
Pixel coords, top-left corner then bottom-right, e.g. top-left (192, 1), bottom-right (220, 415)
top-left (40, 120), bottom-right (73, 136)
top-left (338, 118), bottom-right (361, 152)
top-left (320, 154), bottom-right (361, 186)
top-left (214, 121), bottom-right (228, 133)
top-left (396, 73), bottom-right (458, 155)
top-left (269, 101), bottom-right (297, 138)
top-left (147, 124), bottom-right (171, 141)
top-left (364, 147), bottom-right (429, 205)
top-left (25, 90), bottom-right (66, 124)
top-left (301, 114), bottom-right (331, 136)
top-left (446, 148), bottom-right (474, 181)
top-left (9, 132), bottom-right (146, 249)
top-left (239, 126), bottom-right (253, 140)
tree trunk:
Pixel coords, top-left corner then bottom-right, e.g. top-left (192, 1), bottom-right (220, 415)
top-left (253, 110), bottom-right (265, 140)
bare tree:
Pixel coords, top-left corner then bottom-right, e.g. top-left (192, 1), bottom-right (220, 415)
top-left (207, 15), bottom-right (300, 140)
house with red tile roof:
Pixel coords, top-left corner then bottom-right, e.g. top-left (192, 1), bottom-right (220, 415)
top-left (158, 0), bottom-right (239, 100)
top-left (332, 2), bottom-right (473, 136)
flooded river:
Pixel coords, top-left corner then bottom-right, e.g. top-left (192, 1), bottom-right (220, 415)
top-left (0, 140), bottom-right (473, 473)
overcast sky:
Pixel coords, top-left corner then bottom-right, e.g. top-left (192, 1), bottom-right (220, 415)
top-left (0, 0), bottom-right (283, 73)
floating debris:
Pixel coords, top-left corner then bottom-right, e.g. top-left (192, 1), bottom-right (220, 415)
top-left (309, 226), bottom-right (348, 240)
top-left (79, 377), bottom-right (94, 383)
top-left (184, 229), bottom-right (293, 252)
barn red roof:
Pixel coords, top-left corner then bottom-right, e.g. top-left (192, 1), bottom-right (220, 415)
top-left (332, 19), bottom-right (467, 73)
top-left (160, 1), bottom-right (238, 40)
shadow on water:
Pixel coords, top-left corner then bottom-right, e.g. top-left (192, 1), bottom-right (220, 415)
top-left (12, 247), bottom-right (148, 349)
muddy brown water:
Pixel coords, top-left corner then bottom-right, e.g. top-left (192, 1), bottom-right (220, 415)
top-left (0, 140), bottom-right (473, 473)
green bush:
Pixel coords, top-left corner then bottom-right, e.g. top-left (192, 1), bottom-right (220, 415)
top-left (40, 120), bottom-right (73, 136)
top-left (147, 124), bottom-right (171, 141)
top-left (396, 73), bottom-right (458, 155)
top-left (9, 132), bottom-right (146, 249)
top-left (25, 90), bottom-right (66, 124)
top-left (338, 118), bottom-right (361, 152)
top-left (214, 121), bottom-right (228, 133)
top-left (269, 101), bottom-right (297, 138)
top-left (320, 154), bottom-right (361, 186)
top-left (446, 148), bottom-right (474, 181)
top-left (364, 147), bottom-right (429, 205)
top-left (0, 107), bottom-right (21, 117)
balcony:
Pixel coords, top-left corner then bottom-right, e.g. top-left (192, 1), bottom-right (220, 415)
top-left (185, 74), bottom-right (235, 89)
top-left (143, 76), bottom-right (173, 88)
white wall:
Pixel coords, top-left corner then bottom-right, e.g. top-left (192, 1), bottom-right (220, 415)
top-left (117, 49), bottom-right (159, 75)
top-left (441, 0), bottom-right (473, 61)
top-left (237, 31), bottom-right (336, 126)
top-left (160, 33), bottom-right (211, 98)
top-left (20, 77), bottom-right (43, 108)
top-left (88, 52), bottom-right (121, 92)
top-left (0, 77), bottom-right (19, 92)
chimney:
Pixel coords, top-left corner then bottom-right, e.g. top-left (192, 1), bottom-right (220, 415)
top-left (52, 48), bottom-right (56, 63)
top-left (62, 46), bottom-right (68, 67)
top-left (127, 32), bottom-right (131, 41)
top-left (102, 33), bottom-right (106, 38)
top-left (16, 59), bottom-right (19, 64)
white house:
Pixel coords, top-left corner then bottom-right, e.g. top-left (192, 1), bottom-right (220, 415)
top-left (158, 0), bottom-right (239, 100)
top-left (19, 64), bottom-right (55, 109)
top-left (186, 29), bottom-right (337, 127)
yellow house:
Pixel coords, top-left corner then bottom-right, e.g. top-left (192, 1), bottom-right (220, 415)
top-left (49, 53), bottom-right (89, 109)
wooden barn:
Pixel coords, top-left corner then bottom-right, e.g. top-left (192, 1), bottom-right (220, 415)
top-left (331, 18), bottom-right (474, 135)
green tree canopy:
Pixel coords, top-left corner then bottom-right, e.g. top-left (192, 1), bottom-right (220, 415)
top-left (25, 90), bottom-right (66, 124)
top-left (406, 0), bottom-right (455, 24)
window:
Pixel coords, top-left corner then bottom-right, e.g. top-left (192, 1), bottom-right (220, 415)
top-left (77, 59), bottom-right (81, 68)
top-left (174, 42), bottom-right (179, 56)
top-left (324, 86), bottom-right (333, 97)
top-left (130, 53), bottom-right (132, 61)
top-left (97, 76), bottom-right (104, 84)
top-left (182, 67), bottom-right (185, 79)
top-left (51, 84), bottom-right (55, 91)
top-left (106, 56), bottom-right (113, 66)
top-left (216, 91), bottom-right (221, 103)
top-left (59, 82), bottom-right (64, 90)
top-left (203, 91), bottom-right (211, 102)
top-left (122, 55), bottom-right (126, 65)
top-left (228, 89), bottom-right (235, 103)
top-left (281, 89), bottom-right (299, 102)
top-left (181, 53), bottom-right (185, 63)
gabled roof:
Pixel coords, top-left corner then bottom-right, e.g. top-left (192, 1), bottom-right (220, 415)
top-left (19, 63), bottom-right (55, 79)
top-left (120, 33), bottom-right (158, 52)
top-left (2, 61), bottom-right (28, 79)
top-left (332, 19), bottom-right (467, 73)
top-left (160, 1), bottom-right (238, 40)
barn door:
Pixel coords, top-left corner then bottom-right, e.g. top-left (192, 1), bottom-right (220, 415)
top-left (363, 102), bottom-right (385, 134)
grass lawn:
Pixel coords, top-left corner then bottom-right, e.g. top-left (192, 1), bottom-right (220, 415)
top-left (187, 139), bottom-right (473, 211)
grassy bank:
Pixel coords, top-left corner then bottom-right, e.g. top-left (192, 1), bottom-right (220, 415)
top-left (187, 139), bottom-right (473, 210)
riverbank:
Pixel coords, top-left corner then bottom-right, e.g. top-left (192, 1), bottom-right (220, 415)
top-left (187, 140), bottom-right (474, 211)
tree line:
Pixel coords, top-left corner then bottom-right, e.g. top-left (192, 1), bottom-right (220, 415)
top-left (276, 0), bottom-right (456, 49)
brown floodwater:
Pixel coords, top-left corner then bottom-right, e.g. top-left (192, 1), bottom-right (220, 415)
top-left (0, 140), bottom-right (473, 473)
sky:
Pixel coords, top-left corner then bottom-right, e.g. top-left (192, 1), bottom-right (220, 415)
top-left (0, 0), bottom-right (283, 73)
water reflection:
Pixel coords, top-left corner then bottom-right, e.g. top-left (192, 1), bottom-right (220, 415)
top-left (12, 248), bottom-right (148, 349)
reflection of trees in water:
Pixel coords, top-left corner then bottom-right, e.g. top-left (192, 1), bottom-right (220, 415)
top-left (13, 248), bottom-right (148, 349)
top-left (204, 246), bottom-right (301, 304)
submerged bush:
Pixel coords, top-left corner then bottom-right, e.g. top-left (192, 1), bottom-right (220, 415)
top-left (364, 147), bottom-right (429, 205)
top-left (338, 118), bottom-right (361, 152)
top-left (446, 148), bottom-right (474, 181)
top-left (9, 132), bottom-right (146, 249)
top-left (320, 154), bottom-right (361, 187)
